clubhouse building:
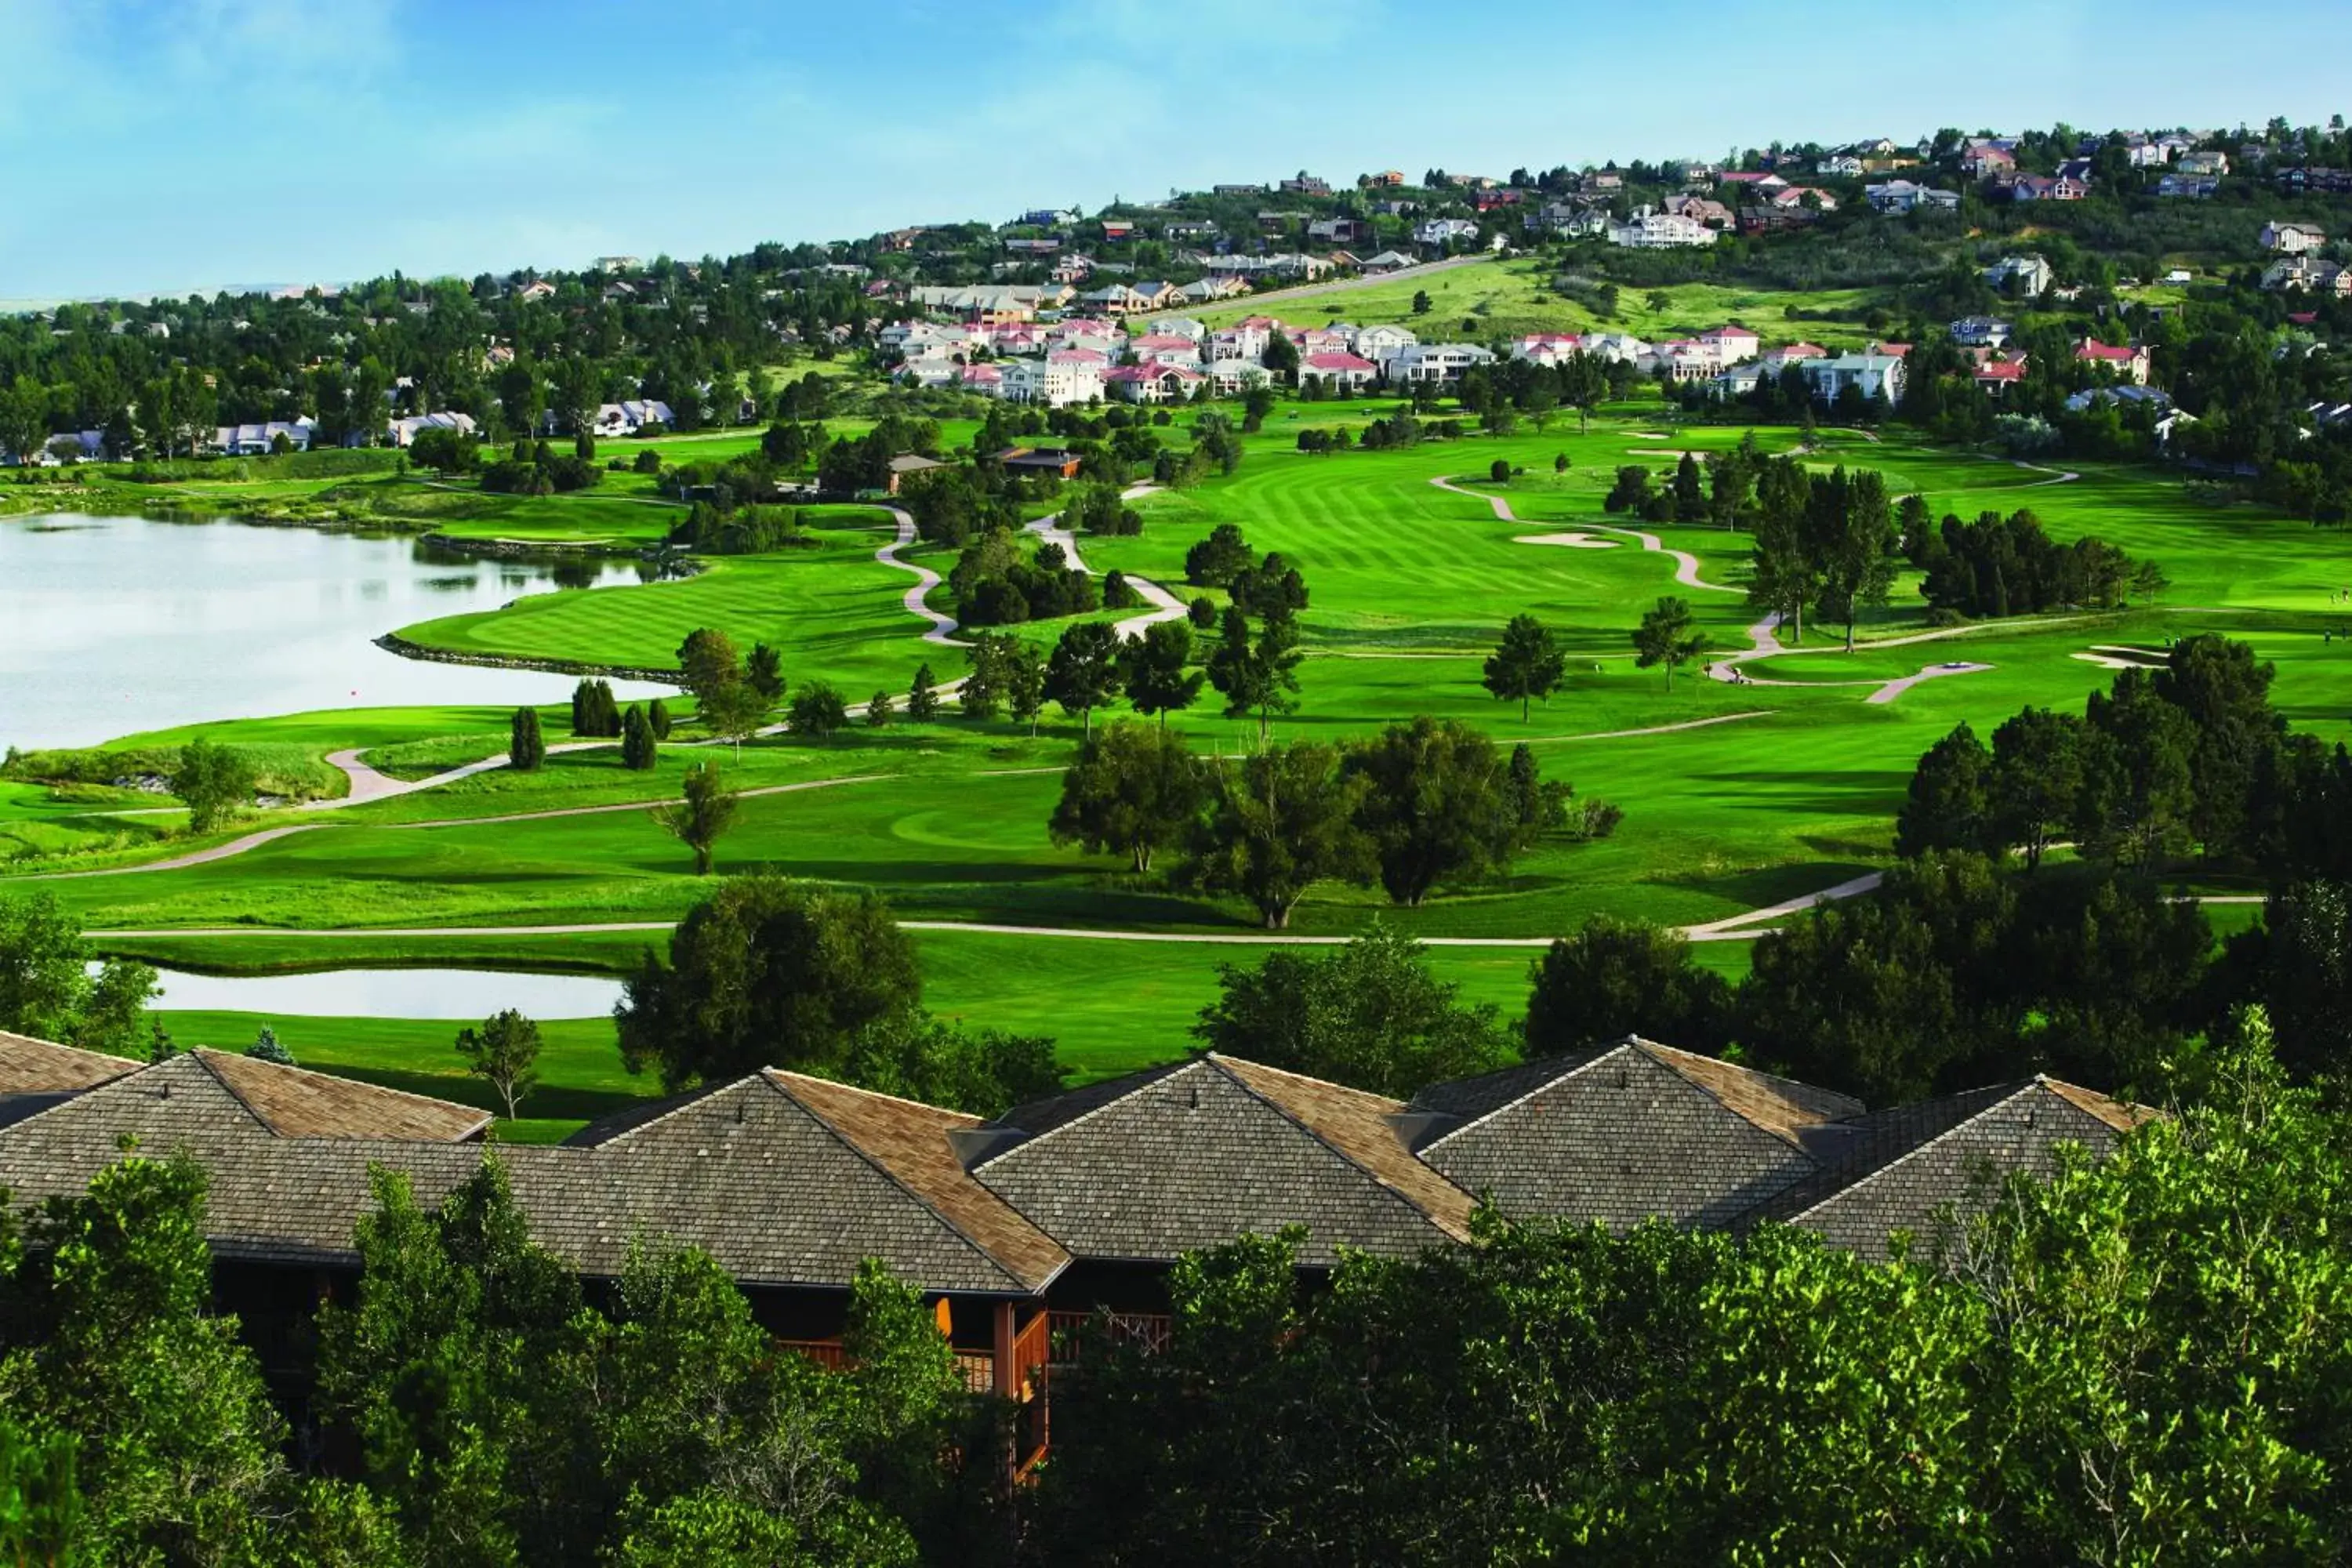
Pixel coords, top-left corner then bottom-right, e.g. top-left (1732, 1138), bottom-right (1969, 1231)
top-left (0, 1029), bottom-right (2147, 1472)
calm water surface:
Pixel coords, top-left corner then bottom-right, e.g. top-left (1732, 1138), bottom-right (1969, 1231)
top-left (1, 514), bottom-right (672, 749)
top-left (144, 966), bottom-right (625, 1020)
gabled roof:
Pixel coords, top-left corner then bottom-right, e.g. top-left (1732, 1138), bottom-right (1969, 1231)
top-left (1749, 1077), bottom-right (2154, 1260)
top-left (971, 1054), bottom-right (1474, 1265)
top-left (1408, 1038), bottom-right (1863, 1226)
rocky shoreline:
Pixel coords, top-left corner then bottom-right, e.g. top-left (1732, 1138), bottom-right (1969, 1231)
top-left (371, 633), bottom-right (679, 683)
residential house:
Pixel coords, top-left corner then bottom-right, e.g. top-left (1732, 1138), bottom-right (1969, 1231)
top-left (1817, 154), bottom-right (1867, 177)
top-left (1697, 324), bottom-right (1761, 362)
top-left (2176, 150), bottom-right (2229, 177)
top-left (1358, 249), bottom-right (1417, 273)
top-left (211, 419), bottom-right (316, 456)
top-left (1099, 220), bottom-right (1134, 242)
top-left (1001, 356), bottom-right (1102, 407)
top-left (1579, 170), bottom-right (1625, 195)
top-left (1349, 324), bottom-right (1420, 368)
top-left (1960, 141), bottom-right (2017, 176)
top-left (1755, 342), bottom-right (1827, 376)
top-left (995, 445), bottom-right (1083, 477)
top-left (2074, 339), bottom-right (2152, 385)
top-left (1359, 170), bottom-right (1406, 187)
top-left (1102, 364), bottom-right (1206, 404)
top-left (1297, 351), bottom-right (1380, 391)
top-left (2001, 172), bottom-right (2086, 202)
top-left (1306, 216), bottom-right (1368, 246)
top-left (1126, 334), bottom-right (1203, 368)
top-left (1578, 332), bottom-right (1653, 365)
top-left (1211, 183), bottom-right (1265, 197)
top-left (1663, 193), bottom-right (1737, 228)
top-left (2263, 256), bottom-right (2352, 295)
top-left (1278, 175), bottom-right (1331, 196)
top-left (1865, 180), bottom-right (1961, 215)
top-left (1510, 332), bottom-right (1586, 367)
top-left (1718, 171), bottom-right (1788, 194)
top-left (1413, 217), bottom-right (1483, 249)
top-left (590, 401), bottom-right (672, 438)
top-left (2065, 384), bottom-right (2172, 415)
top-left (1143, 316), bottom-right (1207, 343)
top-left (1949, 315), bottom-right (2014, 347)
top-left (1528, 200), bottom-right (1608, 237)
top-left (515, 280), bottom-right (557, 303)
top-left (387, 411), bottom-right (477, 448)
top-left (2262, 221), bottom-right (2327, 254)
top-left (1767, 185), bottom-right (1840, 212)
top-left (1984, 254), bottom-right (2056, 297)
top-left (1709, 364), bottom-right (1766, 399)
top-left (1973, 354), bottom-right (2029, 397)
top-left (1608, 209), bottom-right (1717, 249)
top-left (1385, 343), bottom-right (1497, 384)
top-left (2157, 173), bottom-right (2220, 199)
top-left (1801, 352), bottom-right (1905, 403)
top-left (2056, 158), bottom-right (2096, 184)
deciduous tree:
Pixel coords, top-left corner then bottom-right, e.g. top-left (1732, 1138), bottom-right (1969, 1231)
top-left (652, 760), bottom-right (739, 874)
top-left (1482, 613), bottom-right (1566, 720)
top-left (1050, 720), bottom-right (1208, 874)
top-left (454, 1007), bottom-right (543, 1120)
top-left (1183, 742), bottom-right (1373, 929)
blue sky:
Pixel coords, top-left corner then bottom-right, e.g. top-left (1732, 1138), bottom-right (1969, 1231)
top-left (4, 0), bottom-right (2350, 300)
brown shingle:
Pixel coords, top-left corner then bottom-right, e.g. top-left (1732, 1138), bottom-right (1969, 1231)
top-left (0, 1031), bottom-right (142, 1095)
top-left (192, 1050), bottom-right (492, 1142)
top-left (768, 1072), bottom-right (1069, 1292)
top-left (1210, 1056), bottom-right (1475, 1242)
top-left (1643, 1041), bottom-right (1866, 1145)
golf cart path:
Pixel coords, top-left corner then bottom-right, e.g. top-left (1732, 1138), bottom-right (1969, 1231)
top-left (1428, 475), bottom-right (1741, 594)
top-left (1023, 483), bottom-right (1191, 639)
top-left (84, 883), bottom-right (2256, 948)
top-left (29, 776), bottom-right (888, 879)
top-left (876, 505), bottom-right (966, 647)
top-left (1704, 612), bottom-right (2012, 704)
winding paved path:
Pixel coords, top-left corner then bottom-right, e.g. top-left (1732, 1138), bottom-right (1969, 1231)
top-left (874, 506), bottom-right (964, 647)
top-left (1023, 483), bottom-right (1192, 639)
top-left (1705, 612), bottom-right (2004, 705)
top-left (1428, 475), bottom-right (1741, 594)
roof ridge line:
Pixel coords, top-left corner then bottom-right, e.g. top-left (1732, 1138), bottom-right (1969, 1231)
top-left (1209, 1055), bottom-right (1475, 1240)
top-left (183, 1051), bottom-right (289, 1136)
top-left (1418, 1044), bottom-right (1622, 1153)
top-left (1775, 1080), bottom-right (2043, 1226)
top-left (764, 1075), bottom-right (1045, 1295)
top-left (190, 1046), bottom-right (494, 1130)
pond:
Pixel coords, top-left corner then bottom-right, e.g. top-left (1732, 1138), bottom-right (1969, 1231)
top-left (0, 514), bottom-right (675, 750)
top-left (142, 965), bottom-right (625, 1020)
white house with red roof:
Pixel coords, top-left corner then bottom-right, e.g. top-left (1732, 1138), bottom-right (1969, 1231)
top-left (2074, 339), bottom-right (2151, 384)
top-left (1756, 342), bottom-right (1827, 375)
top-left (1004, 356), bottom-right (1102, 407)
top-left (1697, 324), bottom-right (1761, 361)
top-left (1973, 354), bottom-right (2028, 397)
top-left (1102, 364), bottom-right (1206, 404)
top-left (1298, 351), bottom-right (1380, 391)
top-left (1127, 334), bottom-right (1203, 368)
top-left (1510, 332), bottom-right (1585, 367)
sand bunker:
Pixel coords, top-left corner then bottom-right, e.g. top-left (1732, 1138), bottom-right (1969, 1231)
top-left (2073, 644), bottom-right (2168, 670)
top-left (1629, 430), bottom-right (1671, 439)
top-left (1515, 532), bottom-right (1621, 549)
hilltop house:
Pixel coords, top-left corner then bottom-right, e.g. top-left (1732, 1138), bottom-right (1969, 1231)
top-left (2263, 256), bottom-right (2352, 295)
top-left (1984, 254), bottom-right (2056, 297)
top-left (1865, 180), bottom-right (1960, 215)
top-left (2074, 339), bottom-right (2152, 384)
top-left (2263, 220), bottom-right (2327, 254)
top-left (1608, 209), bottom-right (1717, 249)
top-left (1950, 314), bottom-right (2014, 347)
top-left (1413, 218), bottom-right (1483, 249)
top-left (1974, 354), bottom-right (2030, 397)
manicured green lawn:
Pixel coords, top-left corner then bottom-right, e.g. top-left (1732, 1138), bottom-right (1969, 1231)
top-left (18, 385), bottom-right (2348, 1103)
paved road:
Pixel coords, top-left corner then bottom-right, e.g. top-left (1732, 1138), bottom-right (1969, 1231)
top-left (874, 505), bottom-right (964, 646)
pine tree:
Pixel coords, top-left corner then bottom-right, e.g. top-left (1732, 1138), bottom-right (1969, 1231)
top-left (621, 705), bottom-right (659, 770)
top-left (906, 663), bottom-right (938, 722)
top-left (510, 707), bottom-right (546, 771)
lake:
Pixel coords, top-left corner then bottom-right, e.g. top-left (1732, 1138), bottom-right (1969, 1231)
top-left (0, 513), bottom-right (675, 750)
top-left (143, 965), bottom-right (625, 1020)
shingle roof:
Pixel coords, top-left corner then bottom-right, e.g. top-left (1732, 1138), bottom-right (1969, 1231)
top-left (972, 1054), bottom-right (1473, 1265)
top-left (191, 1050), bottom-right (492, 1142)
top-left (1751, 1077), bottom-right (2150, 1260)
top-left (0, 1032), bottom-right (141, 1095)
top-left (1409, 1039), bottom-right (1863, 1228)
top-left (0, 1062), bottom-right (1066, 1295)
